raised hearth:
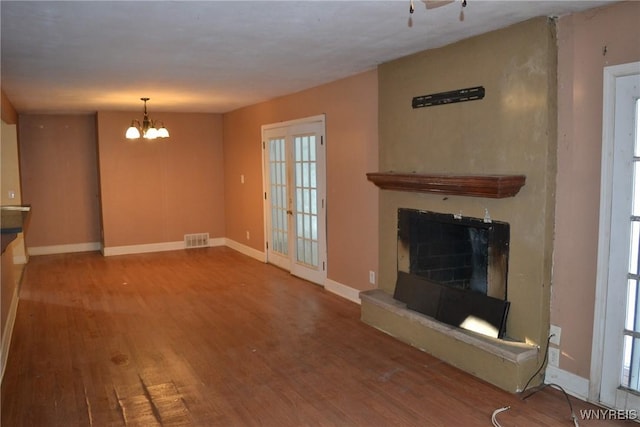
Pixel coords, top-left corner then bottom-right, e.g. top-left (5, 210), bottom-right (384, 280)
top-left (360, 289), bottom-right (539, 392)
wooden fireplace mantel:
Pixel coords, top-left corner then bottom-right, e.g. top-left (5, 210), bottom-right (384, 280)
top-left (366, 172), bottom-right (526, 198)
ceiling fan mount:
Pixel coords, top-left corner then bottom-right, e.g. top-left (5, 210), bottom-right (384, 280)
top-left (410, 0), bottom-right (466, 14)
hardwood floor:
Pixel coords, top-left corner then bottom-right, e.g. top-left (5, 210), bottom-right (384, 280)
top-left (1, 247), bottom-right (634, 426)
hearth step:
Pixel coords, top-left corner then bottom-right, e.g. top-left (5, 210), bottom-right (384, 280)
top-left (360, 289), bottom-right (539, 393)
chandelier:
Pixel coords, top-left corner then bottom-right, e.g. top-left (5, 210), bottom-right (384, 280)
top-left (125, 97), bottom-right (169, 140)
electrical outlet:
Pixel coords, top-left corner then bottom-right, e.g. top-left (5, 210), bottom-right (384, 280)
top-left (241, 174), bottom-right (245, 184)
top-left (548, 347), bottom-right (560, 367)
top-left (8, 190), bottom-right (15, 200)
top-left (549, 324), bottom-right (561, 346)
top-left (246, 230), bottom-right (250, 240)
top-left (369, 271), bottom-right (376, 285)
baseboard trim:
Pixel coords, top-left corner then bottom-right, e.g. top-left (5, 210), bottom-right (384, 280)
top-left (224, 238), bottom-right (266, 262)
top-left (325, 278), bottom-right (361, 304)
top-left (103, 241), bottom-right (185, 256)
top-left (13, 254), bottom-right (27, 265)
top-left (1, 285), bottom-right (19, 384)
top-left (545, 365), bottom-right (590, 401)
top-left (29, 242), bottom-right (102, 256)
top-left (209, 238), bottom-right (226, 247)
top-left (103, 238), bottom-right (225, 256)
top-left (36, 239), bottom-right (241, 257)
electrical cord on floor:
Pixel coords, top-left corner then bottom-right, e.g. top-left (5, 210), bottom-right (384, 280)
top-left (521, 383), bottom-right (579, 426)
top-left (490, 334), bottom-right (580, 426)
top-left (521, 334), bottom-right (579, 426)
top-left (491, 406), bottom-right (510, 427)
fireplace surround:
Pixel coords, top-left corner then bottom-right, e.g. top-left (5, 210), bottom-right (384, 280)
top-left (361, 172), bottom-right (541, 391)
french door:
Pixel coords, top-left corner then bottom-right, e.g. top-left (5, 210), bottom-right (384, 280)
top-left (262, 115), bottom-right (326, 285)
top-left (592, 62), bottom-right (640, 411)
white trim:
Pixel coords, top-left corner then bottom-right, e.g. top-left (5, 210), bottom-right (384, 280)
top-left (103, 238), bottom-right (225, 257)
top-left (29, 242), bottom-right (101, 256)
top-left (324, 278), bottom-right (361, 305)
top-left (1, 285), bottom-right (19, 383)
top-left (34, 238), bottom-right (243, 257)
top-left (545, 365), bottom-right (590, 402)
top-left (103, 241), bottom-right (184, 256)
top-left (261, 114), bottom-right (326, 132)
top-left (12, 254), bottom-right (27, 265)
top-left (209, 237), bottom-right (226, 247)
top-left (591, 61), bottom-right (640, 406)
top-left (614, 387), bottom-right (640, 412)
top-left (261, 123), bottom-right (269, 272)
top-left (224, 238), bottom-right (266, 262)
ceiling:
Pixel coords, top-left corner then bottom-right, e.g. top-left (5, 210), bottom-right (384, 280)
top-left (1, 0), bottom-right (616, 114)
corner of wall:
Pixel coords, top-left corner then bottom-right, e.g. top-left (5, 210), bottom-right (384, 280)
top-left (1, 90), bottom-right (18, 124)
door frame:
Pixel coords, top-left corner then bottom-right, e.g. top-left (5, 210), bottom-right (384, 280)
top-left (261, 114), bottom-right (327, 284)
top-left (590, 61), bottom-right (640, 408)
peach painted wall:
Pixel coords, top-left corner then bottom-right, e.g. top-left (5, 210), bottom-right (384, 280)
top-left (553, 1), bottom-right (640, 378)
top-left (223, 70), bottom-right (378, 292)
top-left (19, 114), bottom-right (101, 248)
top-left (96, 112), bottom-right (225, 249)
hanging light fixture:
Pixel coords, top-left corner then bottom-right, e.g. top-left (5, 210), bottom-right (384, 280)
top-left (125, 97), bottom-right (169, 140)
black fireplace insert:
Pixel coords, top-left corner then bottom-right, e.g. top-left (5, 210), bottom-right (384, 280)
top-left (394, 209), bottom-right (510, 338)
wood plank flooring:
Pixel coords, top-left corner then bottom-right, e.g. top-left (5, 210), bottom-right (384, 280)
top-left (1, 247), bottom-right (635, 426)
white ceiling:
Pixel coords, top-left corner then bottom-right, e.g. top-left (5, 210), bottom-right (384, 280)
top-left (1, 0), bottom-right (616, 114)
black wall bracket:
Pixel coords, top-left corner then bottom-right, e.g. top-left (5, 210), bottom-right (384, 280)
top-left (412, 86), bottom-right (485, 109)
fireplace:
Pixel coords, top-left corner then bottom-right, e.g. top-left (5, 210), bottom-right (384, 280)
top-left (393, 209), bottom-right (510, 339)
top-left (359, 201), bottom-right (539, 392)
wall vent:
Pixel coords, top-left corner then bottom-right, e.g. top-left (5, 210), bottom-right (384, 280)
top-left (184, 233), bottom-right (210, 249)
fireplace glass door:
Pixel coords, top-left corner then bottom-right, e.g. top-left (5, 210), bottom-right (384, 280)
top-left (262, 116), bottom-right (326, 286)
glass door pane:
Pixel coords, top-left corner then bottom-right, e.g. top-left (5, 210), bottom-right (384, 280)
top-left (269, 137), bottom-right (288, 256)
top-left (293, 134), bottom-right (319, 268)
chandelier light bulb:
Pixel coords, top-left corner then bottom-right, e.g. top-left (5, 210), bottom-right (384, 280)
top-left (145, 127), bottom-right (159, 139)
top-left (157, 126), bottom-right (170, 138)
top-left (125, 122), bottom-right (141, 139)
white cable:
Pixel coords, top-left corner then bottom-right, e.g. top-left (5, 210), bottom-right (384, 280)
top-left (491, 406), bottom-right (510, 427)
top-left (491, 405), bottom-right (580, 427)
top-left (572, 413), bottom-right (580, 427)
